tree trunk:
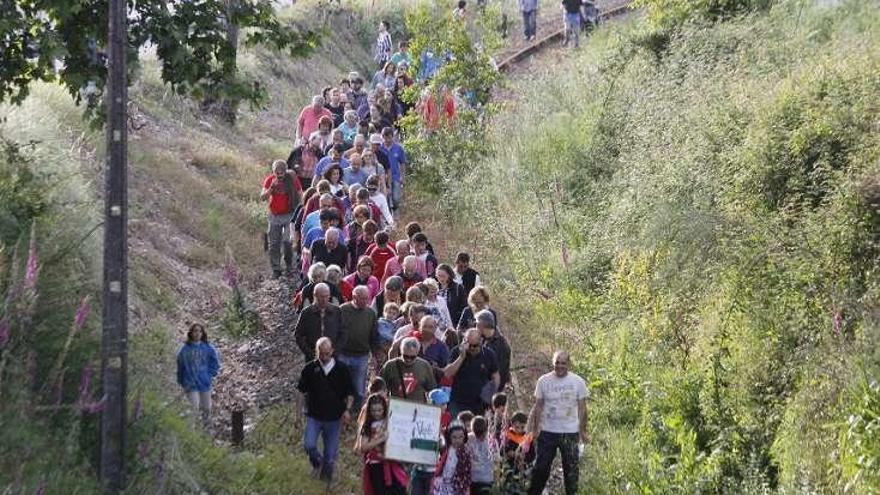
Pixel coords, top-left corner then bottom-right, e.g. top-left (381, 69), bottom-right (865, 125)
top-left (201, 0), bottom-right (240, 124)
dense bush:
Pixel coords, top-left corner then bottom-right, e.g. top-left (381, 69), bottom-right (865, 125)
top-left (431, 0), bottom-right (880, 492)
top-left (399, 1), bottom-right (503, 202)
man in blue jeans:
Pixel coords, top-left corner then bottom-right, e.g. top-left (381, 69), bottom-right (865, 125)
top-left (520, 0), bottom-right (538, 41)
top-left (379, 127), bottom-right (407, 211)
top-left (561, 0), bottom-right (583, 48)
top-left (527, 350), bottom-right (590, 495)
top-left (296, 338), bottom-right (354, 487)
top-left (338, 285), bottom-right (381, 412)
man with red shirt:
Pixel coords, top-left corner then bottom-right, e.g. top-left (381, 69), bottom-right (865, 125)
top-left (367, 231), bottom-right (396, 281)
top-left (261, 160), bottom-right (302, 279)
top-left (296, 95), bottom-right (333, 145)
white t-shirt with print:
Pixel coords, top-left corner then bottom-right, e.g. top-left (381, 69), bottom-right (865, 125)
top-left (534, 371), bottom-right (589, 434)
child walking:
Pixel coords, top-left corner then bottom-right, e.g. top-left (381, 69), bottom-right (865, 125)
top-left (176, 323), bottom-right (220, 426)
top-left (499, 412), bottom-right (535, 495)
top-left (432, 421), bottom-right (471, 495)
top-left (468, 416), bottom-right (494, 494)
top-left (356, 393), bottom-right (408, 495)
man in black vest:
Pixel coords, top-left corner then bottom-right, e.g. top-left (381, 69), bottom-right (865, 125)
top-left (454, 251), bottom-right (481, 295)
top-left (296, 337), bottom-right (354, 487)
top-left (294, 283), bottom-right (345, 361)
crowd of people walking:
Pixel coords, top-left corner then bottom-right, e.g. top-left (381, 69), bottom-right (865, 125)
top-left (176, 3), bottom-right (597, 494)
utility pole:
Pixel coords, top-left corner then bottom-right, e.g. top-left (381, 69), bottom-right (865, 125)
top-left (100, 0), bottom-right (128, 491)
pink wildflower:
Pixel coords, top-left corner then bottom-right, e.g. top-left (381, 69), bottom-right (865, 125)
top-left (24, 226), bottom-right (39, 291)
top-left (83, 395), bottom-right (107, 414)
top-left (223, 249), bottom-right (241, 289)
top-left (33, 482), bottom-right (46, 495)
top-left (77, 366), bottom-right (93, 405)
top-left (74, 295), bottom-right (91, 330)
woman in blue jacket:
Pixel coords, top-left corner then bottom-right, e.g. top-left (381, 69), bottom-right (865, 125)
top-left (176, 323), bottom-right (220, 426)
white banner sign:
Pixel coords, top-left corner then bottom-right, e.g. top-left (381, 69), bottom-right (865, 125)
top-left (384, 398), bottom-right (442, 465)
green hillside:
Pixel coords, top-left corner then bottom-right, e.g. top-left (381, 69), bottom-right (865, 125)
top-left (436, 0), bottom-right (880, 492)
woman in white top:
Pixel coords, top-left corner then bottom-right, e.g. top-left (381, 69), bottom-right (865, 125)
top-left (422, 278), bottom-right (453, 332)
top-left (365, 174), bottom-right (394, 228)
top-left (360, 149), bottom-right (387, 194)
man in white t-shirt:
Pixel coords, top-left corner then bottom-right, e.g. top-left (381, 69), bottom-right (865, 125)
top-left (527, 350), bottom-right (589, 495)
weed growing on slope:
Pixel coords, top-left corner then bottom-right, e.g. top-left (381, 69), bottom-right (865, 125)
top-left (421, 0), bottom-right (880, 492)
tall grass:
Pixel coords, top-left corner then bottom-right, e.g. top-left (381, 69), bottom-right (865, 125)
top-left (438, 0), bottom-right (880, 492)
top-left (0, 1), bottom-right (406, 492)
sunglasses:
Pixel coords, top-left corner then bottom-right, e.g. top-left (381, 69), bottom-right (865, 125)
top-left (402, 354), bottom-right (417, 361)
top-left (469, 344), bottom-right (481, 350)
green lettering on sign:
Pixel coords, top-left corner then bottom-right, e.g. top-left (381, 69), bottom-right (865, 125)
top-left (410, 439), bottom-right (439, 451)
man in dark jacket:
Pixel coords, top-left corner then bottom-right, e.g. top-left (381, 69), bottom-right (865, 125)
top-left (294, 283), bottom-right (344, 361)
top-left (311, 228), bottom-right (348, 269)
top-left (296, 337), bottom-right (354, 486)
top-left (476, 309), bottom-right (511, 390)
top-left (443, 328), bottom-right (500, 416)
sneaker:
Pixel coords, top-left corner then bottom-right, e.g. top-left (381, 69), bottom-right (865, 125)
top-left (310, 465), bottom-right (321, 478)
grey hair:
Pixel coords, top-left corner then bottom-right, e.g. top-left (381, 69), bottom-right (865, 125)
top-left (308, 262), bottom-right (327, 283)
top-left (312, 95), bottom-right (325, 105)
top-left (315, 336), bottom-right (332, 356)
top-left (403, 255), bottom-right (418, 268)
top-left (325, 228), bottom-right (340, 240)
top-left (320, 193), bottom-right (335, 203)
top-left (352, 285), bottom-right (370, 297)
top-left (314, 282), bottom-right (330, 295)
top-left (345, 110), bottom-right (358, 121)
top-left (326, 264), bottom-right (342, 283)
top-left (401, 337), bottom-right (420, 353)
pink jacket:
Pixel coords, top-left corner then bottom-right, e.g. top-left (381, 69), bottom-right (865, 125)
top-left (343, 273), bottom-right (381, 301)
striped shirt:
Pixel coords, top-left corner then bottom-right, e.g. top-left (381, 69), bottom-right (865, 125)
top-left (375, 31), bottom-right (392, 63)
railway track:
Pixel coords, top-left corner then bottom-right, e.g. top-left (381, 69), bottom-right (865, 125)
top-left (496, 1), bottom-right (632, 72)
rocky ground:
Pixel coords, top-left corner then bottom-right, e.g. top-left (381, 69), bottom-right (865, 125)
top-left (209, 275), bottom-right (302, 440)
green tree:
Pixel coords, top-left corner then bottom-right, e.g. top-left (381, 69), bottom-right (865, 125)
top-left (400, 1), bottom-right (502, 201)
top-left (0, 0), bottom-right (321, 120)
